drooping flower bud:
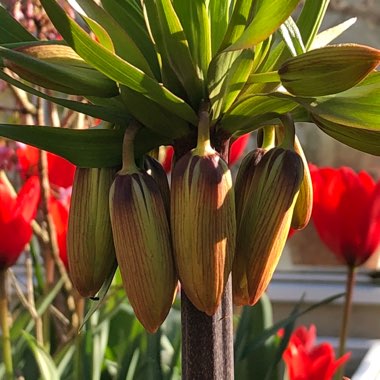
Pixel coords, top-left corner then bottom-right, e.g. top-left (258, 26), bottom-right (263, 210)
top-left (171, 106), bottom-right (236, 315)
top-left (109, 125), bottom-right (177, 333)
top-left (67, 167), bottom-right (117, 297)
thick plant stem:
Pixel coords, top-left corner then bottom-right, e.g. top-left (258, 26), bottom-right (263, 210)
top-left (336, 265), bottom-right (356, 380)
top-left (0, 269), bottom-right (14, 380)
top-left (181, 277), bottom-right (234, 380)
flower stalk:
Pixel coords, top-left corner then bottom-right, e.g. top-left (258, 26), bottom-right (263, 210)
top-left (0, 269), bottom-right (13, 380)
top-left (335, 265), bottom-right (356, 380)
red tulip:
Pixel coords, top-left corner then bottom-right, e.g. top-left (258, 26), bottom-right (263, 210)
top-left (49, 194), bottom-right (70, 269)
top-left (0, 175), bottom-right (40, 270)
top-left (229, 134), bottom-right (250, 166)
top-left (310, 165), bottom-right (380, 267)
top-left (17, 144), bottom-right (75, 188)
top-left (283, 324), bottom-right (350, 380)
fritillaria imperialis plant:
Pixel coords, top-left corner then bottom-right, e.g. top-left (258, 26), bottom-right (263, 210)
top-left (0, 0), bottom-right (380, 378)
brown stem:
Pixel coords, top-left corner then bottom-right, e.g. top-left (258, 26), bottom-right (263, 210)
top-left (181, 278), bottom-right (234, 380)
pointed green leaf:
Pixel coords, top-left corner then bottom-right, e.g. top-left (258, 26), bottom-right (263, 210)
top-left (80, 263), bottom-right (117, 330)
top-left (296, 0), bottom-right (330, 50)
top-left (221, 95), bottom-right (298, 133)
top-left (39, 0), bottom-right (198, 125)
top-left (279, 44), bottom-right (380, 96)
top-left (0, 70), bottom-right (130, 124)
top-left (255, 0), bottom-right (330, 73)
top-left (302, 72), bottom-right (380, 129)
top-left (120, 86), bottom-right (190, 138)
top-left (208, 50), bottom-right (240, 121)
top-left (11, 279), bottom-right (64, 341)
top-left (220, 0), bottom-right (252, 50)
top-left (208, 0), bottom-right (231, 54)
top-left (100, 0), bottom-right (161, 79)
top-left (279, 17), bottom-right (305, 57)
top-left (73, 0), bottom-right (153, 76)
top-left (209, 49), bottom-right (255, 120)
top-left (240, 293), bottom-right (344, 360)
top-left (0, 124), bottom-right (170, 167)
top-left (312, 114), bottom-right (380, 155)
top-left (225, 0), bottom-right (300, 51)
top-left (310, 18), bottom-right (357, 50)
top-left (142, 0), bottom-right (204, 107)
top-left (0, 45), bottom-right (119, 97)
top-left (0, 6), bottom-right (37, 43)
top-left (173, 0), bottom-right (212, 80)
top-left (22, 332), bottom-right (59, 380)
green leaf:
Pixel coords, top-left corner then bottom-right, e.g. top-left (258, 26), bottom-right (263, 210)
top-left (100, 0), bottom-right (161, 79)
top-left (310, 18), bottom-right (356, 50)
top-left (302, 72), bottom-right (380, 129)
top-left (22, 332), bottom-right (60, 380)
top-left (235, 295), bottom-right (280, 380)
top-left (221, 95), bottom-right (298, 133)
top-left (279, 44), bottom-right (380, 97)
top-left (208, 0), bottom-right (231, 54)
top-left (0, 70), bottom-right (130, 124)
top-left (0, 6), bottom-right (37, 43)
top-left (0, 124), bottom-right (170, 167)
top-left (279, 17), bottom-right (305, 57)
top-left (143, 0), bottom-right (204, 107)
top-left (312, 115), bottom-right (380, 155)
top-left (257, 0), bottom-right (330, 73)
top-left (39, 0), bottom-right (198, 125)
top-left (235, 294), bottom-right (274, 362)
top-left (207, 50), bottom-right (240, 121)
top-left (11, 279), bottom-right (64, 342)
top-left (172, 0), bottom-right (212, 81)
top-left (209, 49), bottom-right (255, 120)
top-left (240, 293), bottom-right (345, 360)
top-left (54, 343), bottom-right (76, 377)
top-left (296, 0), bottom-right (330, 50)
top-left (80, 262), bottom-right (117, 329)
top-left (73, 0), bottom-right (153, 76)
top-left (120, 86), bottom-right (190, 139)
top-left (0, 124), bottom-right (124, 167)
top-left (0, 45), bottom-right (119, 97)
top-left (225, 0), bottom-right (300, 51)
top-left (220, 0), bottom-right (253, 49)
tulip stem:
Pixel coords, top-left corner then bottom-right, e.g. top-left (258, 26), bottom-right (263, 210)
top-left (0, 269), bottom-right (14, 380)
top-left (335, 265), bottom-right (356, 380)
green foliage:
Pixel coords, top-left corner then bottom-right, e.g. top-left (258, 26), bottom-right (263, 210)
top-left (0, 0), bottom-right (378, 164)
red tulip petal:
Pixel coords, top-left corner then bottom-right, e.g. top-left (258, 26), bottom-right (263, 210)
top-left (15, 176), bottom-right (41, 223)
top-left (229, 134), bottom-right (250, 166)
top-left (16, 144), bottom-right (39, 178)
top-left (0, 180), bottom-right (16, 223)
top-left (335, 168), bottom-right (371, 265)
top-left (47, 153), bottom-right (75, 188)
top-left (366, 181), bottom-right (380, 257)
top-left (0, 176), bottom-right (40, 269)
top-left (49, 196), bottom-right (69, 268)
top-left (161, 146), bottom-right (174, 173)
